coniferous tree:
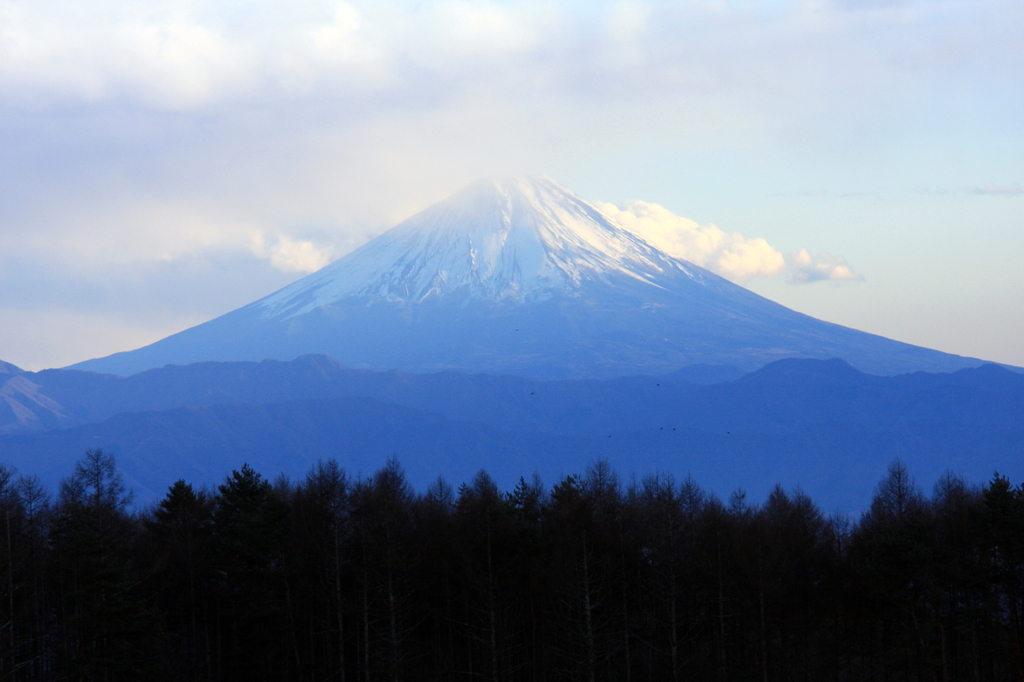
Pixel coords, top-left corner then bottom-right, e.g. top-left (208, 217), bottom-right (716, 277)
top-left (415, 476), bottom-right (461, 679)
top-left (544, 461), bottom-right (625, 682)
top-left (981, 473), bottom-right (1024, 681)
top-left (292, 459), bottom-right (352, 681)
top-left (6, 450), bottom-right (1024, 680)
top-left (504, 474), bottom-right (547, 679)
top-left (144, 479), bottom-right (215, 681)
top-left (0, 464), bottom-right (21, 678)
top-left (456, 470), bottom-right (519, 682)
top-left (753, 485), bottom-right (833, 680)
top-left (0, 467), bottom-right (50, 680)
top-left (626, 472), bottom-right (698, 681)
top-left (850, 458), bottom-right (939, 680)
top-left (210, 464), bottom-right (295, 681)
top-left (927, 472), bottom-right (985, 680)
top-left (12, 474), bottom-right (49, 680)
top-left (350, 458), bottom-right (416, 682)
top-left (48, 449), bottom-right (160, 681)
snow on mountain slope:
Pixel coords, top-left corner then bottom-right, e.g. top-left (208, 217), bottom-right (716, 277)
top-left (69, 177), bottom-right (988, 378)
top-left (0, 374), bottom-right (79, 433)
top-left (257, 177), bottom-right (701, 318)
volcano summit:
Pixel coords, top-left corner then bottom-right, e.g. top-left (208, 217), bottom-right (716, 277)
top-left (73, 178), bottom-right (984, 378)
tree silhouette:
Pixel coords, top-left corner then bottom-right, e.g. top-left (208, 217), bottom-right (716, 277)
top-left (49, 449), bottom-right (159, 681)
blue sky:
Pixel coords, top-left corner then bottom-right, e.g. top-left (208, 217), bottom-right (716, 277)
top-left (1, 0), bottom-right (1021, 370)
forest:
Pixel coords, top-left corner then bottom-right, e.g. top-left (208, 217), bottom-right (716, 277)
top-left (0, 450), bottom-right (1022, 682)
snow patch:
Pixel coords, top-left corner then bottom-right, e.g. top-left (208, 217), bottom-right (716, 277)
top-left (256, 177), bottom-right (701, 319)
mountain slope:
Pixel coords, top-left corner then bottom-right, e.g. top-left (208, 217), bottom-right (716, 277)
top-left (70, 178), bottom-right (985, 378)
top-left (0, 374), bottom-right (79, 433)
top-left (0, 360), bottom-right (23, 376)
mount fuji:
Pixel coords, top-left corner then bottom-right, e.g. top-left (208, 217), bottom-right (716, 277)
top-left (72, 177), bottom-right (985, 378)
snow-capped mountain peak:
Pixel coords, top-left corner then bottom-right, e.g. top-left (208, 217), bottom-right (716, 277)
top-left (256, 177), bottom-right (699, 319)
top-left (68, 176), bottom-right (987, 379)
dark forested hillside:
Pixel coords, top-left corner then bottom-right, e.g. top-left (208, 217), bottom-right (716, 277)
top-left (1, 452), bottom-right (1022, 681)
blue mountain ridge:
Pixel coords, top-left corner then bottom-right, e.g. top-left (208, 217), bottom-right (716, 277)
top-left (1, 356), bottom-right (1021, 512)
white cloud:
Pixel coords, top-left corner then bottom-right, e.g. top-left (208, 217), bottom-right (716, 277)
top-left (0, 1), bottom-right (256, 110)
top-left (252, 234), bottom-right (333, 273)
top-left (599, 200), bottom-right (861, 285)
top-left (598, 200), bottom-right (785, 281)
top-left (309, 3), bottom-right (362, 58)
top-left (0, 0), bottom-right (566, 111)
top-left (784, 248), bottom-right (863, 284)
top-left (1, 0), bottom-right (1013, 115)
top-left (421, 0), bottom-right (553, 57)
top-left (716, 238), bottom-right (787, 282)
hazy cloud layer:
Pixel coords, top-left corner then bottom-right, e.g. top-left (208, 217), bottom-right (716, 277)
top-left (968, 186), bottom-right (1024, 196)
top-left (3, 0), bottom-right (1018, 114)
top-left (1, 0), bottom-right (1020, 369)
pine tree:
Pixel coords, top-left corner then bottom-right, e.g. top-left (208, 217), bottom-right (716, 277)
top-left (292, 459), bottom-right (352, 681)
top-left (144, 479), bottom-right (215, 681)
top-left (49, 449), bottom-right (161, 681)
top-left (981, 473), bottom-right (1024, 681)
top-left (349, 459), bottom-right (416, 682)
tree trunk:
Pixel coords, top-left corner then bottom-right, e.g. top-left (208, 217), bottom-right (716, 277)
top-left (335, 531), bottom-right (346, 682)
top-left (582, 541), bottom-right (596, 682)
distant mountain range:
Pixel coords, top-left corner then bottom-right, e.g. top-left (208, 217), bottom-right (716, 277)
top-left (6, 177), bottom-right (1020, 510)
top-left (2, 355), bottom-right (1021, 511)
top-left (69, 178), bottom-right (989, 378)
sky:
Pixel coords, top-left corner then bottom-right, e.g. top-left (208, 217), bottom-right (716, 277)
top-left (1, 0), bottom-right (1022, 372)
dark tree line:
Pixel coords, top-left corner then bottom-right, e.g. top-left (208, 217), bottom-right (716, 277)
top-left (1, 450), bottom-right (1023, 681)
